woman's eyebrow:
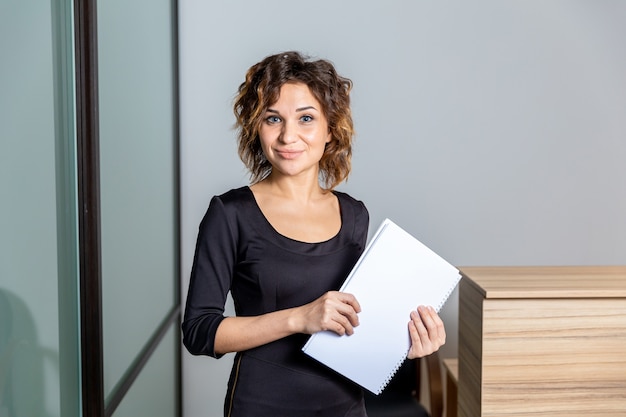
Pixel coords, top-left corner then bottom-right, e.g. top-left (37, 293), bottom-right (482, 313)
top-left (296, 106), bottom-right (317, 112)
top-left (266, 106), bottom-right (318, 113)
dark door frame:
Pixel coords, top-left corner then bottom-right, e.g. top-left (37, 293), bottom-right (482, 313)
top-left (73, 1), bottom-right (181, 416)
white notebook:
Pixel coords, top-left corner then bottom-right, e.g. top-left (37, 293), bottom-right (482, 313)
top-left (301, 218), bottom-right (460, 395)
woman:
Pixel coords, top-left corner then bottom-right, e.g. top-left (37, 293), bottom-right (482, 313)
top-left (182, 51), bottom-right (446, 417)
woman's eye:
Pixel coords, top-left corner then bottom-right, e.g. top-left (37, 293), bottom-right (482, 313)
top-left (266, 116), bottom-right (281, 124)
top-left (300, 115), bottom-right (313, 123)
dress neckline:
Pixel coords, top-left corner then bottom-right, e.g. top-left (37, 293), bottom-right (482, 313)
top-left (244, 186), bottom-right (344, 245)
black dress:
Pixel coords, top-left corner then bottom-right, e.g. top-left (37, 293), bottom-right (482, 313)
top-left (182, 186), bottom-right (370, 417)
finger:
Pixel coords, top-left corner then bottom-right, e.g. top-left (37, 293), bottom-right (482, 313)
top-left (417, 306), bottom-right (438, 339)
top-left (322, 302), bottom-right (356, 335)
top-left (332, 293), bottom-right (360, 327)
top-left (320, 292), bottom-right (361, 334)
top-left (414, 307), bottom-right (446, 350)
top-left (420, 306), bottom-right (446, 345)
top-left (431, 307), bottom-right (446, 344)
top-left (318, 310), bottom-right (348, 336)
top-left (332, 312), bottom-right (355, 336)
top-left (339, 304), bottom-right (360, 328)
top-left (414, 310), bottom-right (432, 340)
top-left (409, 310), bottom-right (430, 348)
top-left (408, 312), bottom-right (422, 345)
top-left (407, 318), bottom-right (429, 358)
top-left (338, 302), bottom-right (361, 331)
top-left (339, 317), bottom-right (355, 336)
top-left (338, 292), bottom-right (361, 313)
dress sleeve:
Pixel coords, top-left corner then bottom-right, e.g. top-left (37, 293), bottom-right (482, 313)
top-left (182, 196), bottom-right (237, 358)
top-left (354, 199), bottom-right (370, 249)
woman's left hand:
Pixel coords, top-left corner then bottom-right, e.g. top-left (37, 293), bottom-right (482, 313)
top-left (406, 305), bottom-right (446, 359)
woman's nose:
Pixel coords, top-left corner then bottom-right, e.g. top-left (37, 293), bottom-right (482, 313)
top-left (279, 121), bottom-right (298, 144)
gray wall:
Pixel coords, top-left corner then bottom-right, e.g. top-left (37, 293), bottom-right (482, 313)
top-left (179, 1), bottom-right (626, 416)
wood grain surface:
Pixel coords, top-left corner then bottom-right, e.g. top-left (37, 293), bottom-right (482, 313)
top-left (458, 266), bottom-right (626, 417)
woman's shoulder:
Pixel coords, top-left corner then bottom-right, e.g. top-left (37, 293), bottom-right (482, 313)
top-left (198, 186), bottom-right (256, 238)
top-left (333, 190), bottom-right (367, 211)
top-left (202, 186), bottom-right (253, 223)
top-left (333, 190), bottom-right (369, 244)
top-left (333, 190), bottom-right (369, 228)
top-left (214, 186), bottom-right (252, 205)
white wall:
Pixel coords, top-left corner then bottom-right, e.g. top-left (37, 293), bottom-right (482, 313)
top-left (179, 1), bottom-right (626, 416)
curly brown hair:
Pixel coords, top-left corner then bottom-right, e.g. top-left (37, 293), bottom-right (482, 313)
top-left (233, 51), bottom-right (354, 189)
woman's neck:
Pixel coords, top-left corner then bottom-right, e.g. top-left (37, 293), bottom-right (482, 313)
top-left (253, 172), bottom-right (329, 203)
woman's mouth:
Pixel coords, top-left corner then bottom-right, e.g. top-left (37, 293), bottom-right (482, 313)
top-left (275, 150), bottom-right (303, 159)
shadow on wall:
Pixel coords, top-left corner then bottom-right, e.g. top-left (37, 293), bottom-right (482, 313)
top-left (0, 289), bottom-right (58, 417)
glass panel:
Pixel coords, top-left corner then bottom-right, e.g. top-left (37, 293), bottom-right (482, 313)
top-left (97, 0), bottom-right (177, 398)
top-left (0, 1), bottom-right (79, 417)
top-left (51, 0), bottom-right (82, 415)
top-left (111, 324), bottom-right (177, 417)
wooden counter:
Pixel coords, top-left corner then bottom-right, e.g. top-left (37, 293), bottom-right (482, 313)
top-left (457, 266), bottom-right (626, 417)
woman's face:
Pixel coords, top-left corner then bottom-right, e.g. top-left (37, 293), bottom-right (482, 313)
top-left (258, 82), bottom-right (331, 181)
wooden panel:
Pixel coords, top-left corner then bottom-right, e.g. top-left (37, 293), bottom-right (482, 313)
top-left (481, 297), bottom-right (626, 417)
top-left (459, 266), bottom-right (626, 298)
top-left (458, 279), bottom-right (484, 417)
top-left (443, 359), bottom-right (458, 417)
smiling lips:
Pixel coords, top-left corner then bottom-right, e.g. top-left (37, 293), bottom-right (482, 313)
top-left (275, 149), bottom-right (304, 159)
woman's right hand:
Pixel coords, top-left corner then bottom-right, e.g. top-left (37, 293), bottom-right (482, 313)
top-left (293, 291), bottom-right (362, 336)
top-left (214, 291), bottom-right (361, 354)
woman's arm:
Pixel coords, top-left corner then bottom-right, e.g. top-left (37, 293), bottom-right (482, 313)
top-left (182, 196), bottom-right (237, 357)
top-left (214, 290), bottom-right (361, 354)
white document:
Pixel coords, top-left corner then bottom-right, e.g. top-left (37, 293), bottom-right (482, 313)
top-left (301, 218), bottom-right (460, 395)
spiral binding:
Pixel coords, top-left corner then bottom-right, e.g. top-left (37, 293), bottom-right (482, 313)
top-left (376, 348), bottom-right (410, 394)
top-left (436, 279), bottom-right (458, 312)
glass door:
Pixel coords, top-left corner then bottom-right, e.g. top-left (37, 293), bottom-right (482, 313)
top-left (0, 1), bottom-right (180, 416)
top-left (0, 1), bottom-right (80, 416)
top-left (76, 0), bottom-right (181, 415)
top-left (97, 0), bottom-right (180, 415)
